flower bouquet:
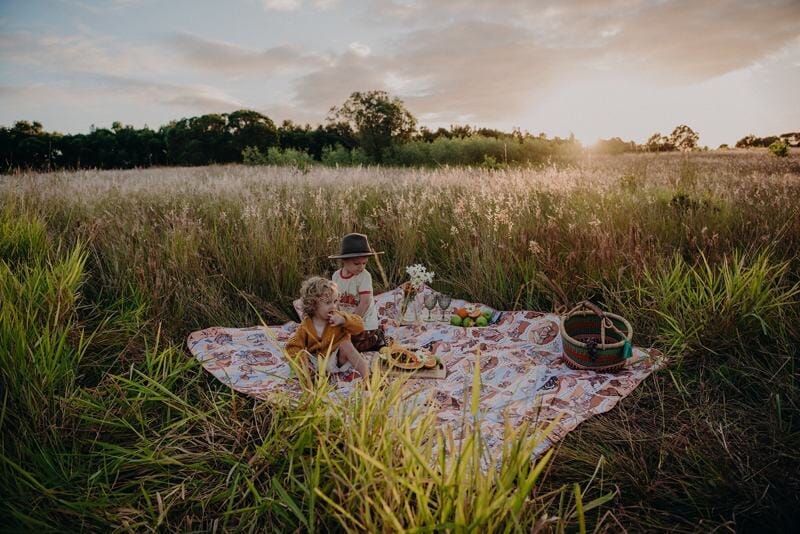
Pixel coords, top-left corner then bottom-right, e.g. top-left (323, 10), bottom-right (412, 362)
top-left (397, 264), bottom-right (434, 324)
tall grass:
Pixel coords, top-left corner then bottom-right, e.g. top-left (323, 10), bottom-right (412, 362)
top-left (610, 250), bottom-right (800, 358)
top-left (1, 151), bottom-right (799, 530)
top-left (0, 213), bottom-right (584, 530)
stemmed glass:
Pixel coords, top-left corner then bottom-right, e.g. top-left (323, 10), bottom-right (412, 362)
top-left (423, 292), bottom-right (438, 322)
top-left (437, 294), bottom-right (452, 321)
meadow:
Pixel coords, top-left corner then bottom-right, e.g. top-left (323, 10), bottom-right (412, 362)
top-left (1, 151), bottom-right (799, 532)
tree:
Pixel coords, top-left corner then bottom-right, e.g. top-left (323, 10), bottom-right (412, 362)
top-left (645, 133), bottom-right (674, 152)
top-left (278, 120), bottom-right (313, 153)
top-left (769, 139), bottom-right (789, 157)
top-left (449, 124), bottom-right (473, 138)
top-left (323, 121), bottom-right (358, 150)
top-left (162, 114), bottom-right (233, 165)
top-left (192, 113), bottom-right (234, 163)
top-left (594, 137), bottom-right (639, 155)
top-left (669, 125), bottom-right (699, 151)
top-left (328, 90), bottom-right (417, 162)
top-left (228, 110), bottom-right (278, 155)
top-left (12, 120), bottom-right (44, 136)
top-left (735, 134), bottom-right (756, 148)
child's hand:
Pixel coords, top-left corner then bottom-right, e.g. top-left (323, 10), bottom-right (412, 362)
top-left (328, 311), bottom-right (346, 326)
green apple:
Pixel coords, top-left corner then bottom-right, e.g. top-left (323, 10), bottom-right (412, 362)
top-left (475, 316), bottom-right (488, 327)
top-left (462, 317), bottom-right (475, 328)
top-left (450, 315), bottom-right (463, 326)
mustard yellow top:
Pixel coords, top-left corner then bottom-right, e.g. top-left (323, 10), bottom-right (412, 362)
top-left (284, 311), bottom-right (364, 359)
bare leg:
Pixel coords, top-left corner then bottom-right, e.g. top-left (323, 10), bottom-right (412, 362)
top-left (338, 340), bottom-right (370, 382)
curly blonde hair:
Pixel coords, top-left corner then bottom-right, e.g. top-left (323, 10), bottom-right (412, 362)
top-left (299, 276), bottom-right (338, 317)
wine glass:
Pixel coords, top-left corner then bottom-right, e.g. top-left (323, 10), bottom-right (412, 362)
top-left (437, 293), bottom-right (452, 321)
top-left (423, 292), bottom-right (438, 322)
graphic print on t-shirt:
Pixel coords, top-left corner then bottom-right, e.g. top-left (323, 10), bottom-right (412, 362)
top-left (333, 269), bottom-right (379, 330)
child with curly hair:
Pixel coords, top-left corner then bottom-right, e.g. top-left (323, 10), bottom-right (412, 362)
top-left (285, 276), bottom-right (371, 383)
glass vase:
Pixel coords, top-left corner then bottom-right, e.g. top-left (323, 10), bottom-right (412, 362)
top-left (397, 291), bottom-right (420, 325)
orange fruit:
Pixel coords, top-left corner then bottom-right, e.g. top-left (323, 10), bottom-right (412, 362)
top-left (455, 307), bottom-right (469, 319)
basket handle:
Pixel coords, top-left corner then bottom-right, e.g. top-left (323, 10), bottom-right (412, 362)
top-left (566, 300), bottom-right (607, 320)
top-left (568, 300), bottom-right (628, 347)
top-left (569, 301), bottom-right (606, 346)
top-left (580, 300), bottom-right (606, 319)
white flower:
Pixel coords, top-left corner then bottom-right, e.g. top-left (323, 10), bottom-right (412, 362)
top-left (405, 263), bottom-right (435, 288)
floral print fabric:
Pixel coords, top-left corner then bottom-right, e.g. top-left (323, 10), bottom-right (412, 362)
top-left (188, 287), bottom-right (664, 455)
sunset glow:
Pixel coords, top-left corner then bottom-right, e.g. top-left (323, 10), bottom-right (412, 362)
top-left (2, 0), bottom-right (798, 147)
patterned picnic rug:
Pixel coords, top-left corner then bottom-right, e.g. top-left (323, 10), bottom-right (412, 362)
top-left (187, 287), bottom-right (664, 455)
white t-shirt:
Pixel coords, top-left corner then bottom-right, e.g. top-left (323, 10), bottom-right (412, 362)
top-left (332, 269), bottom-right (379, 330)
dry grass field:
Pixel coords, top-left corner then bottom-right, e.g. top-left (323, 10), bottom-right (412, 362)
top-left (2, 152), bottom-right (799, 531)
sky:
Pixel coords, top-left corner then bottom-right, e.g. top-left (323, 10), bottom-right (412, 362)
top-left (1, 0), bottom-right (799, 147)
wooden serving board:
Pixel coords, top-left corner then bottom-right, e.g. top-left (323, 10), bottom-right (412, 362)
top-left (372, 356), bottom-right (447, 379)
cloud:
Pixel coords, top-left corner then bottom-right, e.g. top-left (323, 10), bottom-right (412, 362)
top-left (292, 51), bottom-right (387, 114)
top-left (164, 32), bottom-right (326, 76)
top-left (602, 0), bottom-right (800, 82)
top-left (366, 0), bottom-right (800, 82)
top-left (4, 0), bottom-right (798, 137)
top-left (55, 0), bottom-right (155, 15)
top-left (394, 21), bottom-right (570, 122)
top-left (0, 31), bottom-right (172, 76)
top-left (0, 29), bottom-right (291, 126)
top-left (365, 0), bottom-right (648, 35)
top-left (260, 0), bottom-right (340, 11)
top-left (364, 0), bottom-right (426, 23)
top-left (261, 0), bottom-right (302, 11)
top-left (348, 42), bottom-right (371, 57)
top-left (290, 20), bottom-right (571, 123)
top-left (258, 101), bottom-right (329, 125)
top-left (335, 0), bottom-right (800, 127)
top-left (103, 76), bottom-right (245, 110)
top-left (0, 29), bottom-right (325, 83)
top-left (0, 85), bottom-right (30, 98)
top-left (0, 80), bottom-right (245, 133)
top-left (1, 76), bottom-right (243, 115)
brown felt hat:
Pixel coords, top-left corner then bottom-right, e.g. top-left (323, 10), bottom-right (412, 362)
top-left (328, 233), bottom-right (384, 259)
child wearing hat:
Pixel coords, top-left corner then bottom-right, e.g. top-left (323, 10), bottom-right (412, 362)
top-left (329, 233), bottom-right (387, 352)
top-left (285, 276), bottom-right (371, 382)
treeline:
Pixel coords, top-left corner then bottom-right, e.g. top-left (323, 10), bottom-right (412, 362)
top-left (1, 127), bottom-right (584, 175)
top-left (734, 132), bottom-right (800, 149)
top-left (1, 119), bottom-right (585, 174)
top-left (0, 90), bottom-right (610, 172)
top-left (4, 89), bottom-right (785, 173)
top-left (0, 112), bottom-right (359, 173)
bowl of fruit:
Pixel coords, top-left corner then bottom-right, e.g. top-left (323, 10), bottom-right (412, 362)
top-left (450, 307), bottom-right (493, 328)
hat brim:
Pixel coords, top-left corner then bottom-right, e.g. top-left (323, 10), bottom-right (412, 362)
top-left (328, 251), bottom-right (385, 259)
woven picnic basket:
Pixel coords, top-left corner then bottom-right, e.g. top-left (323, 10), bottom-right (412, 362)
top-left (560, 301), bottom-right (634, 371)
top-left (536, 273), bottom-right (634, 371)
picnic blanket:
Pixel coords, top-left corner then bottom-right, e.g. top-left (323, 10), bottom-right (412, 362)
top-left (188, 287), bottom-right (664, 455)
